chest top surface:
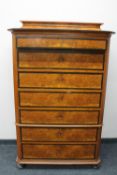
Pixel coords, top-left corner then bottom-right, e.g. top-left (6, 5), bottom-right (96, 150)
top-left (8, 21), bottom-right (114, 35)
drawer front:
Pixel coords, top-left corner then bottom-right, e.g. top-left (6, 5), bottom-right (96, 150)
top-left (23, 144), bottom-right (95, 159)
top-left (18, 50), bottom-right (104, 70)
top-left (17, 38), bottom-right (106, 49)
top-left (19, 92), bottom-right (101, 107)
top-left (20, 110), bottom-right (99, 124)
top-left (21, 127), bottom-right (97, 142)
top-left (19, 73), bottom-right (102, 89)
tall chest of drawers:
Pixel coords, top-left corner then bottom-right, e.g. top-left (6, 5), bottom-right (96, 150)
top-left (9, 21), bottom-right (114, 167)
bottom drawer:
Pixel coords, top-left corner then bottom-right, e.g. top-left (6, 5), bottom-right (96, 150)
top-left (22, 144), bottom-right (95, 159)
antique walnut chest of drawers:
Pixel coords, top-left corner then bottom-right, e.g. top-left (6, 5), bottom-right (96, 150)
top-left (9, 21), bottom-right (114, 167)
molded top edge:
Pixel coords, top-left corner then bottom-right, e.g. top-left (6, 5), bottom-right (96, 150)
top-left (20, 20), bottom-right (103, 30)
top-left (8, 21), bottom-right (115, 34)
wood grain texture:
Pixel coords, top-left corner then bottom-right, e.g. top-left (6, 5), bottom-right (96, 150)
top-left (20, 110), bottom-right (99, 124)
top-left (21, 21), bottom-right (102, 30)
top-left (19, 92), bottom-right (101, 107)
top-left (21, 127), bottom-right (97, 142)
top-left (18, 50), bottom-right (104, 70)
top-left (12, 34), bottom-right (23, 159)
top-left (23, 144), bottom-right (95, 159)
top-left (19, 73), bottom-right (102, 89)
top-left (17, 38), bottom-right (106, 49)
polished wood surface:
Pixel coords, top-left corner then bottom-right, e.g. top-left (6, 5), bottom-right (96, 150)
top-left (20, 110), bottom-right (99, 124)
top-left (9, 21), bottom-right (114, 166)
top-left (18, 50), bottom-right (104, 69)
top-left (21, 127), bottom-right (97, 142)
top-left (20, 91), bottom-right (101, 107)
top-left (21, 21), bottom-right (102, 30)
top-left (17, 38), bottom-right (106, 49)
top-left (19, 72), bottom-right (102, 89)
top-left (23, 144), bottom-right (95, 159)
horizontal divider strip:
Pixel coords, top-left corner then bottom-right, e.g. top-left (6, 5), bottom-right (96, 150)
top-left (18, 46), bottom-right (106, 52)
top-left (17, 46), bottom-right (106, 50)
top-left (19, 106), bottom-right (101, 109)
top-left (18, 68), bottom-right (104, 74)
top-left (21, 141), bottom-right (97, 145)
top-left (16, 36), bottom-right (106, 41)
top-left (16, 123), bottom-right (102, 128)
top-left (19, 107), bottom-right (101, 111)
top-left (18, 87), bottom-right (102, 91)
top-left (20, 123), bottom-right (101, 126)
top-left (17, 46), bottom-right (106, 52)
top-left (18, 88), bottom-right (102, 93)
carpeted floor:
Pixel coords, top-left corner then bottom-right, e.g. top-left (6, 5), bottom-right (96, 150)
top-left (0, 142), bottom-right (117, 175)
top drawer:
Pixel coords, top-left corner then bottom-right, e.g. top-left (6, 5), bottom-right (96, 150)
top-left (17, 37), bottom-right (106, 50)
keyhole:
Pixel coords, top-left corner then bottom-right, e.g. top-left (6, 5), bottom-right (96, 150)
top-left (57, 114), bottom-right (63, 119)
top-left (58, 75), bottom-right (64, 82)
top-left (57, 129), bottom-right (63, 137)
top-left (58, 94), bottom-right (64, 101)
top-left (58, 56), bottom-right (64, 62)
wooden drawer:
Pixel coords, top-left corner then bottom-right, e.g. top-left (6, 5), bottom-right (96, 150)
top-left (19, 73), bottom-right (102, 89)
top-left (17, 37), bottom-right (106, 50)
top-left (19, 92), bottom-right (101, 108)
top-left (22, 144), bottom-right (95, 159)
top-left (20, 110), bottom-right (99, 124)
top-left (18, 50), bottom-right (104, 70)
top-left (21, 127), bottom-right (97, 142)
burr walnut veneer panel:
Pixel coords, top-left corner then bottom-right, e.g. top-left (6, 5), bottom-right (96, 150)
top-left (18, 50), bottom-right (104, 70)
